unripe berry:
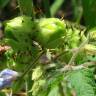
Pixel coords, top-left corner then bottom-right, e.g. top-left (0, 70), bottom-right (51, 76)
top-left (36, 18), bottom-right (66, 48)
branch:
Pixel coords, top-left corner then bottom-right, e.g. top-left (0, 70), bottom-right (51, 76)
top-left (21, 51), bottom-right (44, 77)
top-left (68, 39), bottom-right (88, 65)
top-left (58, 61), bottom-right (96, 72)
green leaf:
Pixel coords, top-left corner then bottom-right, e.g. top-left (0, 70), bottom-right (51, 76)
top-left (32, 66), bottom-right (43, 80)
top-left (50, 0), bottom-right (64, 17)
top-left (68, 69), bottom-right (96, 96)
top-left (48, 85), bottom-right (60, 96)
top-left (0, 92), bottom-right (5, 96)
top-left (47, 74), bottom-right (64, 88)
top-left (32, 72), bottom-right (64, 96)
top-left (32, 79), bottom-right (46, 96)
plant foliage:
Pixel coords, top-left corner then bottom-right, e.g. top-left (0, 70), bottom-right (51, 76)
top-left (0, 0), bottom-right (96, 96)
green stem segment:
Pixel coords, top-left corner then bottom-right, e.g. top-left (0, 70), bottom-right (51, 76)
top-left (26, 73), bottom-right (33, 96)
top-left (21, 51), bottom-right (44, 77)
top-left (42, 0), bottom-right (51, 17)
top-left (13, 51), bottom-right (44, 92)
top-left (17, 0), bottom-right (35, 19)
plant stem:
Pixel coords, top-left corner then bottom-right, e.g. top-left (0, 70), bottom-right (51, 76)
top-left (42, 0), bottom-right (51, 17)
top-left (21, 51), bottom-right (44, 78)
top-left (58, 61), bottom-right (96, 72)
top-left (17, 0), bottom-right (35, 19)
top-left (13, 51), bottom-right (44, 93)
top-left (68, 39), bottom-right (88, 65)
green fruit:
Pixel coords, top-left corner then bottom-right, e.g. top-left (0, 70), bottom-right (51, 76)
top-left (4, 15), bottom-right (34, 42)
top-left (4, 16), bottom-right (36, 51)
top-left (36, 18), bottom-right (66, 48)
top-left (4, 17), bottom-right (66, 49)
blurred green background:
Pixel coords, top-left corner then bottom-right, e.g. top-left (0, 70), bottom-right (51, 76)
top-left (0, 0), bottom-right (96, 29)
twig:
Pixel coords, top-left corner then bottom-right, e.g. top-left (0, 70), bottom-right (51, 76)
top-left (21, 51), bottom-right (44, 77)
top-left (68, 39), bottom-right (88, 65)
top-left (13, 51), bottom-right (44, 93)
top-left (41, 48), bottom-right (78, 64)
top-left (58, 61), bottom-right (96, 72)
